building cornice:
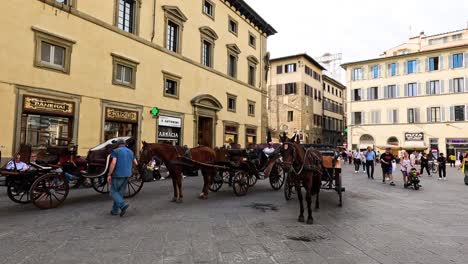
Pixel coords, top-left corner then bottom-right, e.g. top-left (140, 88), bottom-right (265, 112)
top-left (223, 0), bottom-right (277, 36)
top-left (341, 44), bottom-right (468, 69)
top-left (323, 75), bottom-right (346, 90)
top-left (270, 53), bottom-right (326, 71)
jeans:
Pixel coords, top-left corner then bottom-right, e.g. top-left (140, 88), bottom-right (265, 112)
top-left (110, 177), bottom-right (129, 213)
top-left (365, 160), bottom-right (374, 179)
top-left (438, 166), bottom-right (446, 178)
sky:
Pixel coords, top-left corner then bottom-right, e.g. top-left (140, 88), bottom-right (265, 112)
top-left (245, 0), bottom-right (468, 65)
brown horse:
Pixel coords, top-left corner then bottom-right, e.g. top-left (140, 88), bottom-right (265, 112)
top-left (139, 142), bottom-right (217, 202)
top-left (281, 138), bottom-right (323, 224)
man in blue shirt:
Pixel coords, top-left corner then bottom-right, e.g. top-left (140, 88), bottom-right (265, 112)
top-left (107, 139), bottom-right (138, 216)
top-left (364, 146), bottom-right (376, 179)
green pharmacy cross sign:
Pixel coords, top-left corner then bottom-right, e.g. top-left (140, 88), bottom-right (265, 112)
top-left (150, 107), bottom-right (160, 117)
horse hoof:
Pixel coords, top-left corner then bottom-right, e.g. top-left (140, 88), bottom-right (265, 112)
top-left (171, 197), bottom-right (177, 202)
top-left (298, 216), bottom-right (305, 223)
top-left (176, 199), bottom-right (183, 204)
top-left (307, 218), bottom-right (314, 225)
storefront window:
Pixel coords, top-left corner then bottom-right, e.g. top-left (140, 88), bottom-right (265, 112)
top-left (224, 125), bottom-right (238, 147)
top-left (104, 122), bottom-right (135, 141)
top-left (157, 116), bottom-right (182, 145)
top-left (245, 127), bottom-right (257, 147)
top-left (20, 114), bottom-right (71, 147)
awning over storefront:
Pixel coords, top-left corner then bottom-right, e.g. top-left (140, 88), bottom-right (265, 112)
top-left (402, 141), bottom-right (427, 150)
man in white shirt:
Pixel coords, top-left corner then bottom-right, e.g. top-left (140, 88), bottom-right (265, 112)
top-left (410, 152), bottom-right (416, 165)
top-left (6, 154), bottom-right (29, 171)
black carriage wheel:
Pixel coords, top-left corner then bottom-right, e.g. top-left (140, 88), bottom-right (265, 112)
top-left (7, 182), bottom-right (31, 204)
top-left (284, 173), bottom-right (293, 201)
top-left (247, 174), bottom-right (257, 187)
top-left (209, 170), bottom-right (225, 192)
top-left (233, 171), bottom-right (249, 196)
top-left (270, 164), bottom-right (285, 190)
top-left (30, 173), bottom-right (69, 209)
top-left (125, 168), bottom-right (144, 198)
top-left (92, 176), bottom-right (110, 194)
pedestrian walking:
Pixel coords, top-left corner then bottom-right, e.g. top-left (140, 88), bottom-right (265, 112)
top-left (107, 139), bottom-right (138, 216)
top-left (364, 146), bottom-right (376, 179)
top-left (460, 152), bottom-right (468, 185)
top-left (449, 154), bottom-right (456, 167)
top-left (437, 153), bottom-right (447, 180)
top-left (353, 150), bottom-right (361, 173)
top-left (420, 152), bottom-right (431, 176)
top-left (360, 151), bottom-right (366, 173)
top-left (380, 147), bottom-right (396, 186)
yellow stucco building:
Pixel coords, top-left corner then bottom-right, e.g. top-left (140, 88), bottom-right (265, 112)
top-left (342, 28), bottom-right (468, 158)
top-left (0, 0), bottom-right (276, 162)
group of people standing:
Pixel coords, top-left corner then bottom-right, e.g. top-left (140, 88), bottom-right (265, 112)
top-left (347, 147), bottom-right (468, 188)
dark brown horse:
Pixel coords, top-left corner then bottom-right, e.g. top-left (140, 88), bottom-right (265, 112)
top-left (281, 138), bottom-right (323, 224)
top-left (139, 142), bottom-right (217, 202)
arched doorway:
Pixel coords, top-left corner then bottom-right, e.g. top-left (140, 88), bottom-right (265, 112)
top-left (387, 136), bottom-right (399, 146)
top-left (359, 134), bottom-right (375, 149)
top-left (191, 94), bottom-right (223, 147)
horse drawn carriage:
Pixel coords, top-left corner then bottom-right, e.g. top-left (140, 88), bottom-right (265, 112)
top-left (284, 144), bottom-right (345, 207)
top-left (209, 145), bottom-right (285, 196)
top-left (0, 137), bottom-right (143, 209)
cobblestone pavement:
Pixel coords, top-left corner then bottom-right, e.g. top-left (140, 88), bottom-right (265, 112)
top-left (1, 164), bottom-right (467, 264)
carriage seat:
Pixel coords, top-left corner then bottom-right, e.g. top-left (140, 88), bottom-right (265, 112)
top-left (227, 149), bottom-right (247, 157)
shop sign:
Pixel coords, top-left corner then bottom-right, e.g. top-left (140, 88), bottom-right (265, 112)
top-left (405, 132), bottom-right (424, 141)
top-left (446, 139), bottom-right (468, 144)
top-left (158, 131), bottom-right (179, 139)
top-left (159, 116), bottom-right (181, 128)
top-left (105, 108), bottom-right (138, 123)
top-left (23, 96), bottom-right (74, 116)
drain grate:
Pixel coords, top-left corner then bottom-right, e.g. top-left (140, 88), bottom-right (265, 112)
top-left (245, 203), bottom-right (279, 212)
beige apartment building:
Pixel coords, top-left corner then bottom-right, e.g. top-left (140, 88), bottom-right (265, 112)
top-left (0, 0), bottom-right (276, 162)
top-left (267, 54), bottom-right (327, 143)
top-left (322, 75), bottom-right (346, 146)
top-left (342, 28), bottom-right (468, 158)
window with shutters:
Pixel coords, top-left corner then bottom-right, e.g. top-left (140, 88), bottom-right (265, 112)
top-left (276, 65), bottom-right (283, 74)
top-left (314, 89), bottom-right (318, 100)
top-left (454, 105), bottom-right (465, 121)
top-left (406, 83), bottom-right (417, 97)
top-left (453, 78), bottom-right (464, 93)
top-left (304, 84), bottom-right (313, 96)
top-left (352, 112), bottom-right (362, 125)
top-left (452, 53), bottom-right (463, 68)
top-left (112, 54), bottom-right (138, 89)
top-left (389, 109), bottom-right (398, 124)
top-left (318, 91), bottom-right (322, 102)
top-left (388, 63), bottom-right (397, 76)
top-left (276, 84), bottom-right (283, 95)
top-left (385, 85), bottom-right (397, 98)
top-left (352, 68), bottom-right (363, 81)
top-left (371, 65), bottom-right (379, 79)
top-left (33, 28), bottom-right (75, 74)
top-left (370, 111), bottom-right (380, 124)
top-left (285, 63), bottom-right (297, 73)
top-left (430, 107), bottom-right (440, 123)
top-left (368, 87), bottom-right (378, 100)
top-left (285, 83), bottom-right (297, 95)
top-left (352, 89), bottom-right (362, 101)
top-left (407, 108), bottom-right (417, 123)
top-left (407, 60), bottom-right (417, 74)
top-left (429, 81), bottom-right (439, 95)
top-left (287, 111), bottom-right (294, 122)
top-left (429, 57), bottom-right (439, 71)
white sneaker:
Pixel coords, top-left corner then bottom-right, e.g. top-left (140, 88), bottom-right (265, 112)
top-left (183, 175), bottom-right (187, 179)
top-left (354, 171), bottom-right (358, 173)
top-left (160, 177), bottom-right (165, 180)
top-left (438, 178), bottom-right (442, 181)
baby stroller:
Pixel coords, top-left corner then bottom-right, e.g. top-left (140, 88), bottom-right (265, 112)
top-left (407, 167), bottom-right (421, 190)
